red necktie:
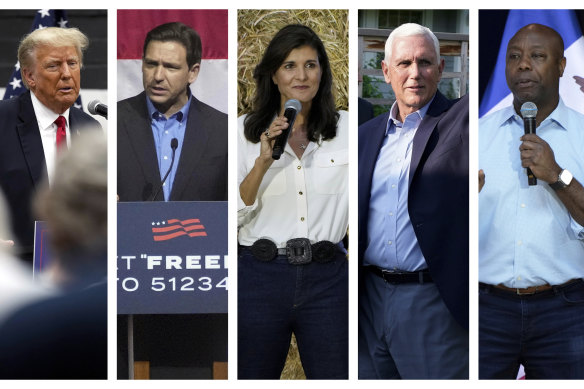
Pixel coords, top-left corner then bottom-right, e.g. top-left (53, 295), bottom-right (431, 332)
top-left (55, 115), bottom-right (67, 151)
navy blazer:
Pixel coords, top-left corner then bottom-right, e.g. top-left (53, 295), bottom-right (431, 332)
top-left (117, 92), bottom-right (227, 202)
top-left (358, 92), bottom-right (469, 329)
top-left (0, 91), bottom-right (101, 261)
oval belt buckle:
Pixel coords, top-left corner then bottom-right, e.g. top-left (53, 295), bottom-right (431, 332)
top-left (251, 238), bottom-right (277, 262)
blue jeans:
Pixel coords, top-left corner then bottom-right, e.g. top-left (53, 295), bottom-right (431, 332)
top-left (479, 280), bottom-right (584, 379)
top-left (237, 247), bottom-right (348, 379)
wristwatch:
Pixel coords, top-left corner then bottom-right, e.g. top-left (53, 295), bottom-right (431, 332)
top-left (549, 169), bottom-right (573, 190)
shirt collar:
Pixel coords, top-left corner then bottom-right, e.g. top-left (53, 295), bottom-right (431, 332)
top-left (30, 91), bottom-right (70, 131)
top-left (385, 93), bottom-right (435, 135)
top-left (500, 98), bottom-right (569, 131)
top-left (146, 90), bottom-right (192, 123)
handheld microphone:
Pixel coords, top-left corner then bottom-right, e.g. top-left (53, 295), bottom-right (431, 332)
top-left (88, 100), bottom-right (108, 119)
top-left (272, 99), bottom-right (302, 160)
top-left (150, 138), bottom-right (179, 201)
top-left (520, 102), bottom-right (538, 186)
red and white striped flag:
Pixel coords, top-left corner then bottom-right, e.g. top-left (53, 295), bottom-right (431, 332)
top-left (117, 10), bottom-right (227, 113)
top-left (151, 218), bottom-right (207, 242)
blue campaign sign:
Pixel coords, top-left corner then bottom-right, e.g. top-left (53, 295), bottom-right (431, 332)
top-left (117, 202), bottom-right (227, 314)
top-left (33, 221), bottom-right (52, 277)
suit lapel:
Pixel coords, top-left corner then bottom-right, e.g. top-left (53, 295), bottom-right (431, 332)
top-left (123, 93), bottom-right (162, 188)
top-left (68, 107), bottom-right (85, 146)
top-left (170, 98), bottom-right (209, 200)
top-left (409, 91), bottom-right (450, 184)
top-left (362, 113), bottom-right (389, 203)
top-left (16, 91), bottom-right (48, 187)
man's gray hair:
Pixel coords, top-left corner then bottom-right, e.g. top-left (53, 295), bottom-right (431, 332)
top-left (384, 23), bottom-right (440, 63)
top-left (35, 130), bottom-right (107, 260)
top-left (18, 27), bottom-right (89, 88)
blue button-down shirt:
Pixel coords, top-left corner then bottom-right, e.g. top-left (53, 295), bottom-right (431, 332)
top-left (479, 99), bottom-right (584, 287)
top-left (364, 97), bottom-right (434, 271)
top-left (146, 95), bottom-right (191, 201)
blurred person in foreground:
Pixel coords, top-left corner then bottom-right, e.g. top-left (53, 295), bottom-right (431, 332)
top-left (0, 130), bottom-right (107, 379)
top-left (358, 23), bottom-right (469, 379)
top-left (0, 26), bottom-right (101, 264)
top-left (0, 195), bottom-right (51, 326)
top-left (238, 24), bottom-right (348, 379)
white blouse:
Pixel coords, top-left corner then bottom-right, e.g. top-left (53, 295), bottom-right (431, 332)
top-left (238, 111), bottom-right (348, 248)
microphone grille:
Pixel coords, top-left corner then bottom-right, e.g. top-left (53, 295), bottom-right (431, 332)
top-left (87, 100), bottom-right (100, 114)
top-left (520, 102), bottom-right (537, 118)
top-left (284, 99), bottom-right (302, 112)
top-left (171, 138), bottom-right (179, 149)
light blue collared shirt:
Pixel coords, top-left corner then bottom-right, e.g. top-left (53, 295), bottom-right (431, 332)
top-left (479, 99), bottom-right (584, 288)
top-left (364, 96), bottom-right (434, 271)
top-left (146, 94), bottom-right (191, 201)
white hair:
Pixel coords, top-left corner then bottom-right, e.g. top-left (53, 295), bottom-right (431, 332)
top-left (384, 23), bottom-right (440, 63)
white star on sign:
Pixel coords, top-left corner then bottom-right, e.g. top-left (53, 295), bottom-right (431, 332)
top-left (9, 78), bottom-right (22, 89)
top-left (38, 9), bottom-right (50, 18)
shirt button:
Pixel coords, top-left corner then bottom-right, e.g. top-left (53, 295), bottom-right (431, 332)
top-left (388, 240), bottom-right (392, 245)
top-left (521, 203), bottom-right (526, 208)
top-left (300, 217), bottom-right (305, 222)
top-left (391, 184), bottom-right (396, 189)
top-left (331, 159), bottom-right (335, 163)
top-left (299, 191), bottom-right (303, 195)
top-left (297, 165), bottom-right (301, 170)
top-left (517, 276), bottom-right (522, 281)
top-left (517, 240), bottom-right (522, 246)
top-left (389, 212), bottom-right (394, 216)
top-left (164, 156), bottom-right (168, 160)
top-left (165, 130), bottom-right (169, 134)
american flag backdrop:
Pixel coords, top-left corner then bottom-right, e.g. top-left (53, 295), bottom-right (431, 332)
top-left (117, 9), bottom-right (228, 113)
top-left (480, 9), bottom-right (584, 118)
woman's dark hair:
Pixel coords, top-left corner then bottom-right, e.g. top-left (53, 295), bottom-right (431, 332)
top-left (143, 22), bottom-right (202, 68)
top-left (244, 24), bottom-right (339, 143)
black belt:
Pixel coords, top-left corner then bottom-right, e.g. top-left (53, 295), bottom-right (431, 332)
top-left (368, 266), bottom-right (432, 284)
top-left (247, 238), bottom-right (343, 265)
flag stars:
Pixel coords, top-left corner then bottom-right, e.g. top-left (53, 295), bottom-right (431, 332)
top-left (58, 18), bottom-right (68, 28)
top-left (9, 78), bottom-right (22, 89)
top-left (38, 9), bottom-right (51, 18)
top-left (14, 62), bottom-right (20, 71)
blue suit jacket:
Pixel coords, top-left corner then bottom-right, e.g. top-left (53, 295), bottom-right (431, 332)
top-left (117, 92), bottom-right (227, 202)
top-left (358, 92), bottom-right (469, 329)
top-left (0, 91), bottom-right (101, 261)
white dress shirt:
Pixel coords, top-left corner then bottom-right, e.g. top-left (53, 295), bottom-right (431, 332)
top-left (30, 92), bottom-right (71, 186)
top-left (238, 111), bottom-right (348, 248)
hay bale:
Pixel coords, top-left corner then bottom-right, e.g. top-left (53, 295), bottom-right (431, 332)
top-left (238, 9), bottom-right (349, 116)
top-left (280, 334), bottom-right (305, 380)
